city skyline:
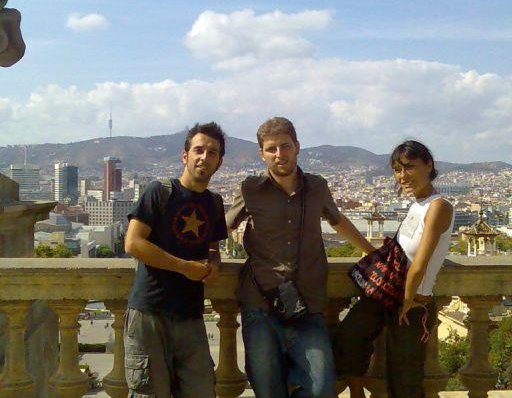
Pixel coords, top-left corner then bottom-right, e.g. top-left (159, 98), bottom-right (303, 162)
top-left (2, 1), bottom-right (512, 162)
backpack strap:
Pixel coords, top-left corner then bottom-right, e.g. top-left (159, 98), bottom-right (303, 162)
top-left (209, 191), bottom-right (224, 218)
top-left (159, 181), bottom-right (173, 217)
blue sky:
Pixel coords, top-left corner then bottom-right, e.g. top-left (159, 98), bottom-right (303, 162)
top-left (1, 0), bottom-right (512, 162)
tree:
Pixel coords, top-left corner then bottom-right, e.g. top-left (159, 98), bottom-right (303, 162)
top-left (326, 242), bottom-right (362, 257)
top-left (231, 243), bottom-right (247, 259)
top-left (439, 328), bottom-right (469, 390)
top-left (489, 315), bottom-right (512, 387)
top-left (96, 244), bottom-right (116, 258)
top-left (449, 240), bottom-right (467, 255)
top-left (496, 235), bottom-right (512, 253)
top-left (35, 244), bottom-right (54, 258)
top-left (53, 243), bottom-right (73, 258)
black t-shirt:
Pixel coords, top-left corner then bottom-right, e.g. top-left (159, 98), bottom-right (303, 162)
top-left (127, 178), bottom-right (228, 318)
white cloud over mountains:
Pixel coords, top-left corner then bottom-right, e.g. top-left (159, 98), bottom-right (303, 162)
top-left (66, 13), bottom-right (110, 31)
top-left (184, 9), bottom-right (332, 70)
top-left (2, 58), bottom-right (511, 162)
top-left (1, 9), bottom-right (511, 163)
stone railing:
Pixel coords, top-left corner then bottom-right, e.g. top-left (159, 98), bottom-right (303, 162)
top-left (0, 256), bottom-right (512, 398)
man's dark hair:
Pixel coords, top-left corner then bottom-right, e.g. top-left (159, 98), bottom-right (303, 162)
top-left (256, 117), bottom-right (297, 148)
top-left (184, 122), bottom-right (226, 157)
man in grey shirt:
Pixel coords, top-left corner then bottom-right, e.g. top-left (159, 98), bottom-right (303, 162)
top-left (226, 117), bottom-right (375, 398)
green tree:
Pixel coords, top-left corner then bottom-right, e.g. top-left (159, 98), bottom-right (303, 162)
top-left (232, 243), bottom-right (247, 259)
top-left (496, 235), bottom-right (512, 253)
top-left (35, 244), bottom-right (54, 258)
top-left (439, 329), bottom-right (469, 375)
top-left (489, 315), bottom-right (512, 387)
top-left (96, 244), bottom-right (116, 258)
top-left (53, 243), bottom-right (73, 258)
top-left (449, 240), bottom-right (467, 255)
top-left (326, 242), bottom-right (362, 257)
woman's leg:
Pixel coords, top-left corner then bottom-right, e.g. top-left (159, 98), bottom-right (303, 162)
top-left (386, 300), bottom-right (436, 398)
top-left (333, 297), bottom-right (386, 398)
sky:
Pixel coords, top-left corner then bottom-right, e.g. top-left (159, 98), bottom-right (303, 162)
top-left (1, 0), bottom-right (512, 163)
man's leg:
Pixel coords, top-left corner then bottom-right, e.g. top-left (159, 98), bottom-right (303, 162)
top-left (124, 308), bottom-right (171, 398)
top-left (169, 316), bottom-right (216, 398)
top-left (286, 314), bottom-right (336, 398)
top-left (241, 309), bottom-right (289, 398)
top-left (386, 300), bottom-right (437, 398)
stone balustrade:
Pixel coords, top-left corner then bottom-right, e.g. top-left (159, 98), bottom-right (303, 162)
top-left (0, 256), bottom-right (511, 398)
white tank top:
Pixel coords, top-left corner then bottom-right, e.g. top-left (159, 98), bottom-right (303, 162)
top-left (397, 194), bottom-right (454, 296)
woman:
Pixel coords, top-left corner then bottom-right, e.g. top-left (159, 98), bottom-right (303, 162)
top-left (334, 140), bottom-right (454, 398)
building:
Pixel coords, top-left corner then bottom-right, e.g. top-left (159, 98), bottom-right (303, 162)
top-left (54, 162), bottom-right (78, 203)
top-left (79, 178), bottom-right (90, 196)
top-left (9, 164), bottom-right (41, 192)
top-left (364, 203), bottom-right (387, 248)
top-left (35, 212), bottom-right (72, 233)
top-left (8, 164), bottom-right (55, 201)
top-left (435, 183), bottom-right (471, 196)
top-left (454, 210), bottom-right (478, 232)
top-left (103, 156), bottom-right (122, 201)
top-left (85, 200), bottom-right (133, 229)
top-left (53, 203), bottom-right (89, 225)
top-left (461, 211), bottom-right (501, 256)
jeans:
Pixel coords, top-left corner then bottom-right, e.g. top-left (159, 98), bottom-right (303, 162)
top-left (124, 308), bottom-right (215, 398)
top-left (241, 309), bottom-right (336, 398)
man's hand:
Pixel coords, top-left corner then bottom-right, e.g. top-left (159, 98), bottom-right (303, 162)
top-left (202, 262), bottom-right (220, 284)
top-left (180, 260), bottom-right (211, 281)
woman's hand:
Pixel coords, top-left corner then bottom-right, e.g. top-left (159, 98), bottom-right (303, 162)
top-left (399, 300), bottom-right (413, 326)
top-left (399, 300), bottom-right (424, 326)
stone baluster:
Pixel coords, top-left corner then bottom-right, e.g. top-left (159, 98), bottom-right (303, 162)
top-left (423, 296), bottom-right (450, 398)
top-left (48, 300), bottom-right (89, 398)
top-left (102, 300), bottom-right (128, 398)
top-left (364, 329), bottom-right (387, 398)
top-left (211, 299), bottom-right (247, 398)
top-left (0, 301), bottom-right (34, 398)
top-left (324, 297), bottom-right (351, 395)
top-left (459, 296), bottom-right (499, 398)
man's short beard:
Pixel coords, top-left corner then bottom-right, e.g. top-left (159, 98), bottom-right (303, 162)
top-left (270, 163), bottom-right (296, 177)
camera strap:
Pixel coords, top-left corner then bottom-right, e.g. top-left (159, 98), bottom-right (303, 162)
top-left (248, 170), bottom-right (307, 299)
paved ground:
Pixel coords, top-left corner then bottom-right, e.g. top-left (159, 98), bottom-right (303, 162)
top-left (79, 318), bottom-right (510, 398)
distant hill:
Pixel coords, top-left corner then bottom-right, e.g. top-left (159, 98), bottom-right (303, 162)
top-left (0, 132), bottom-right (510, 175)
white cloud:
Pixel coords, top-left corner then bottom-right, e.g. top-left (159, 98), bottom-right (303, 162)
top-left (184, 9), bottom-right (332, 70)
top-left (66, 13), bottom-right (110, 31)
top-left (1, 58), bottom-right (512, 162)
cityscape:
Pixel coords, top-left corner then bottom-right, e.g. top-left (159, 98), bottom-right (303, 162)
top-left (2, 1), bottom-right (512, 397)
top-left (3, 130), bottom-right (511, 260)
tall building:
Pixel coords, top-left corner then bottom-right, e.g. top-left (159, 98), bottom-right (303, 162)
top-left (9, 164), bottom-right (41, 192)
top-left (80, 178), bottom-right (90, 196)
top-left (103, 156), bottom-right (122, 201)
top-left (85, 199), bottom-right (133, 229)
top-left (54, 162), bottom-right (79, 203)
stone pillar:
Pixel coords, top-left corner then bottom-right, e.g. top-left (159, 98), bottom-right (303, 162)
top-left (102, 300), bottom-right (128, 398)
top-left (423, 296), bottom-right (450, 398)
top-left (324, 298), bottom-right (350, 395)
top-left (211, 299), bottom-right (246, 398)
top-left (0, 301), bottom-right (34, 398)
top-left (48, 300), bottom-right (89, 398)
top-left (364, 330), bottom-right (387, 398)
top-left (459, 296), bottom-right (499, 398)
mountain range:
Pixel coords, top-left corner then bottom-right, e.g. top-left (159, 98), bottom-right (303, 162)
top-left (1, 132), bottom-right (510, 175)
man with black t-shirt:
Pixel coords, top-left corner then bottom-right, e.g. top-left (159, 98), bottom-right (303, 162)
top-left (124, 122), bottom-right (228, 398)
